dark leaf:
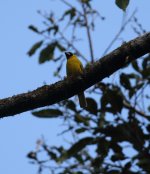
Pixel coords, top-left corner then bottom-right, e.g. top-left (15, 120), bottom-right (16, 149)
top-left (75, 128), bottom-right (87, 134)
top-left (60, 8), bottom-right (76, 21)
top-left (58, 137), bottom-right (94, 162)
top-left (66, 100), bottom-right (76, 112)
top-left (132, 61), bottom-right (141, 73)
top-left (42, 144), bottom-right (57, 160)
top-left (111, 142), bottom-right (123, 154)
top-left (96, 138), bottom-right (110, 157)
top-left (115, 0), bottom-right (129, 11)
top-left (141, 67), bottom-right (150, 78)
top-left (86, 97), bottom-right (98, 115)
top-left (101, 87), bottom-right (123, 113)
top-left (28, 25), bottom-right (39, 33)
top-left (91, 156), bottom-right (103, 168)
top-left (47, 25), bottom-right (59, 35)
top-left (107, 170), bottom-right (120, 174)
top-left (27, 40), bottom-right (43, 56)
top-left (111, 153), bottom-right (125, 162)
top-left (39, 43), bottom-right (56, 64)
top-left (56, 42), bottom-right (66, 51)
top-left (142, 55), bottom-right (150, 69)
top-left (75, 114), bottom-right (89, 126)
top-left (120, 73), bottom-right (131, 90)
top-left (32, 109), bottom-right (63, 118)
top-left (124, 162), bottom-right (131, 170)
top-left (27, 151), bottom-right (37, 160)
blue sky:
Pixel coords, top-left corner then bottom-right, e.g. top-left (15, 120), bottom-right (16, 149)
top-left (0, 0), bottom-right (149, 173)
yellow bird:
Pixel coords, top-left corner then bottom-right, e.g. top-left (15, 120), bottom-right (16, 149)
top-left (65, 52), bottom-right (87, 108)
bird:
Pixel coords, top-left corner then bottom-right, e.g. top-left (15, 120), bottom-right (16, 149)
top-left (65, 51), bottom-right (87, 108)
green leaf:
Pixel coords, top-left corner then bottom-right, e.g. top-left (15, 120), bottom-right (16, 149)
top-left (27, 151), bottom-right (37, 160)
top-left (28, 25), bottom-right (39, 33)
top-left (142, 55), bottom-right (150, 69)
top-left (56, 42), bottom-right (66, 51)
top-left (115, 0), bottom-right (129, 11)
top-left (60, 8), bottom-right (76, 21)
top-left (86, 98), bottom-right (98, 115)
top-left (101, 87), bottom-right (123, 113)
top-left (58, 137), bottom-right (94, 162)
top-left (75, 128), bottom-right (87, 134)
top-left (27, 40), bottom-right (43, 56)
top-left (32, 109), bottom-right (63, 118)
top-left (75, 114), bottom-right (89, 126)
top-left (47, 25), bottom-right (59, 35)
top-left (66, 100), bottom-right (76, 112)
top-left (132, 61), bottom-right (141, 73)
top-left (39, 43), bottom-right (56, 64)
top-left (120, 73), bottom-right (131, 90)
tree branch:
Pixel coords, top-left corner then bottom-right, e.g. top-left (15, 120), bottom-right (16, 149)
top-left (0, 33), bottom-right (150, 118)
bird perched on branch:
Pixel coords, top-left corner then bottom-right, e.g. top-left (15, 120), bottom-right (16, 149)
top-left (65, 52), bottom-right (87, 108)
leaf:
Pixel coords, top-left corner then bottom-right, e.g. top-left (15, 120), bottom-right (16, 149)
top-left (141, 67), bottom-right (150, 78)
top-left (120, 73), bottom-right (131, 90)
top-left (142, 55), bottom-right (150, 69)
top-left (101, 87), bottom-right (123, 113)
top-left (75, 114), bottom-right (89, 126)
top-left (75, 128), bottom-right (87, 134)
top-left (96, 138), bottom-right (110, 157)
top-left (47, 25), bottom-right (59, 35)
top-left (28, 25), bottom-right (39, 33)
top-left (58, 137), bottom-right (94, 162)
top-left (27, 151), bottom-right (37, 160)
top-left (86, 98), bottom-right (98, 115)
top-left (115, 0), bottom-right (129, 11)
top-left (66, 100), bottom-right (76, 112)
top-left (132, 61), bottom-right (141, 73)
top-left (32, 109), bottom-right (63, 118)
top-left (111, 153), bottom-right (125, 162)
top-left (60, 8), bottom-right (76, 21)
top-left (27, 40), bottom-right (43, 56)
top-left (106, 170), bottom-right (120, 174)
top-left (43, 145), bottom-right (57, 160)
top-left (56, 42), bottom-right (66, 51)
top-left (39, 43), bottom-right (56, 64)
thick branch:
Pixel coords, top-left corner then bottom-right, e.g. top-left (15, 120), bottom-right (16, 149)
top-left (0, 33), bottom-right (150, 118)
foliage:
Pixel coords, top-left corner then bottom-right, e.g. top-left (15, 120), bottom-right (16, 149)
top-left (27, 0), bottom-right (150, 174)
top-left (115, 0), bottom-right (130, 11)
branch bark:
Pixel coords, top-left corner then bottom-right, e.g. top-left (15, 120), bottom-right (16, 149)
top-left (0, 33), bottom-right (150, 118)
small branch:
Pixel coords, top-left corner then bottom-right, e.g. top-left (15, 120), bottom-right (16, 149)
top-left (82, 3), bottom-right (94, 63)
top-left (102, 10), bottom-right (137, 56)
top-left (0, 32), bottom-right (150, 118)
top-left (123, 100), bottom-right (150, 120)
top-left (61, 0), bottom-right (83, 16)
top-left (48, 13), bottom-right (88, 62)
top-left (59, 30), bottom-right (88, 62)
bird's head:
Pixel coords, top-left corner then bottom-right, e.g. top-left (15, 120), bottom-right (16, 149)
top-left (65, 52), bottom-right (73, 59)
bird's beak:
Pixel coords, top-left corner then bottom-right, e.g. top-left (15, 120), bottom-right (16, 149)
top-left (65, 52), bottom-right (69, 57)
top-left (65, 52), bottom-right (70, 59)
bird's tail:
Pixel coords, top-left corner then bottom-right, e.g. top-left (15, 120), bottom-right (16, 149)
top-left (78, 92), bottom-right (87, 108)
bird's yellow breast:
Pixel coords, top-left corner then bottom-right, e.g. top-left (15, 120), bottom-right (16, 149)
top-left (66, 55), bottom-right (83, 76)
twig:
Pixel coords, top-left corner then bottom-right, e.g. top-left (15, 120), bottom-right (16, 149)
top-left (82, 3), bottom-right (94, 63)
top-left (102, 9), bottom-right (137, 56)
top-left (123, 100), bottom-right (150, 120)
top-left (61, 0), bottom-right (83, 16)
top-left (59, 30), bottom-right (88, 62)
